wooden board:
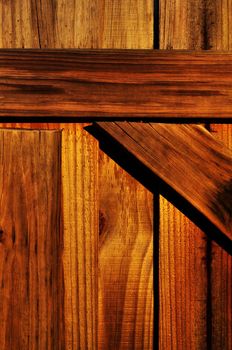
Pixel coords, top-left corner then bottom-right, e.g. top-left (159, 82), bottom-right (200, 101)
top-left (0, 128), bottom-right (63, 349)
top-left (160, 0), bottom-right (232, 51)
top-left (0, 50), bottom-right (232, 118)
top-left (61, 126), bottom-right (98, 349)
top-left (0, 123), bottom-right (99, 350)
top-left (95, 122), bottom-right (232, 247)
top-left (160, 1), bottom-right (232, 349)
top-left (203, 1), bottom-right (232, 347)
top-left (211, 124), bottom-right (232, 349)
top-left (0, 1), bottom-right (154, 349)
top-left (159, 2), bottom-right (212, 349)
top-left (3, 1), bottom-right (232, 349)
top-left (90, 1), bottom-right (154, 349)
top-left (0, 2), bottom-right (100, 349)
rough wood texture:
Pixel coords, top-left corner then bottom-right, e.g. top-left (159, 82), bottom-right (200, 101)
top-left (159, 199), bottom-right (208, 349)
top-left (160, 2), bottom-right (232, 349)
top-left (210, 124), bottom-right (232, 349)
top-left (62, 126), bottom-right (98, 349)
top-left (1, 50), bottom-right (232, 118)
top-left (206, 2), bottom-right (232, 348)
top-left (96, 122), bottom-right (232, 246)
top-left (0, 0), bottom-right (40, 48)
top-left (0, 2), bottom-right (100, 348)
top-left (0, 2), bottom-right (154, 349)
top-left (98, 168), bottom-right (154, 349)
top-left (160, 2), bottom-right (212, 349)
top-left (0, 0), bottom-right (153, 49)
top-left (94, 0), bottom-right (153, 49)
top-left (160, 0), bottom-right (232, 51)
top-left (91, 1), bottom-right (154, 349)
top-left (0, 123), bottom-right (99, 350)
top-left (0, 128), bottom-right (63, 349)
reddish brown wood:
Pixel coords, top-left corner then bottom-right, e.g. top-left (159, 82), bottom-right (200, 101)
top-left (0, 128), bottom-right (63, 349)
top-left (0, 50), bottom-right (232, 118)
top-left (95, 122), bottom-right (232, 251)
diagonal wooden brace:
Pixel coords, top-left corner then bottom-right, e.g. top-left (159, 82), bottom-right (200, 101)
top-left (94, 122), bottom-right (232, 252)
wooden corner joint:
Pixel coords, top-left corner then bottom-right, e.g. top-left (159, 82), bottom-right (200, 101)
top-left (0, 49), bottom-right (231, 251)
top-left (94, 122), bottom-right (232, 253)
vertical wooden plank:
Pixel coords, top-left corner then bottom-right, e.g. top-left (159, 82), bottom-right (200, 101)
top-left (0, 129), bottom-right (63, 349)
top-left (70, 1), bottom-right (154, 349)
top-left (160, 2), bottom-right (232, 349)
top-left (159, 1), bottom-right (208, 349)
top-left (62, 125), bottom-right (98, 350)
top-left (0, 121), bottom-right (99, 350)
top-left (0, 2), bottom-right (99, 349)
top-left (204, 3), bottom-right (232, 348)
top-left (211, 124), bottom-right (232, 350)
top-left (160, 0), bottom-right (215, 50)
top-left (0, 0), bottom-right (39, 48)
top-left (21, 0), bottom-right (155, 49)
top-left (0, 0), bottom-right (63, 48)
top-left (58, 0), bottom-right (153, 49)
top-left (98, 164), bottom-right (154, 349)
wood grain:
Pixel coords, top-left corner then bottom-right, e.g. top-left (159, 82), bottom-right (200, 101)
top-left (62, 125), bottom-right (98, 350)
top-left (0, 128), bottom-right (63, 349)
top-left (160, 0), bottom-right (232, 51)
top-left (0, 0), bottom-right (153, 49)
top-left (1, 50), bottom-right (232, 118)
top-left (0, 2), bottom-right (100, 348)
top-left (210, 124), bottom-right (232, 349)
top-left (96, 122), bottom-right (232, 246)
top-left (0, 0), bottom-right (40, 48)
top-left (0, 1), bottom-right (154, 349)
top-left (204, 2), bottom-right (232, 348)
top-left (91, 1), bottom-right (154, 349)
top-left (160, 2), bottom-right (232, 348)
top-left (0, 123), bottom-right (99, 350)
top-left (159, 198), bottom-right (208, 349)
top-left (94, 0), bottom-right (153, 49)
top-left (98, 167), bottom-right (154, 349)
top-left (159, 2), bottom-right (214, 349)
top-left (160, 0), bottom-right (213, 50)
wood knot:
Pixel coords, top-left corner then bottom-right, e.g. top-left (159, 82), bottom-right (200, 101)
top-left (99, 210), bottom-right (107, 236)
top-left (0, 228), bottom-right (5, 243)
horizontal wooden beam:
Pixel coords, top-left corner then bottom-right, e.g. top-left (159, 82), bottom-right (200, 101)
top-left (94, 122), bottom-right (232, 250)
top-left (0, 49), bottom-right (232, 119)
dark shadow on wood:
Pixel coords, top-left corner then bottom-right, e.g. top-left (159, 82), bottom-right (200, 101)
top-left (153, 0), bottom-right (160, 50)
top-left (86, 123), bottom-right (232, 256)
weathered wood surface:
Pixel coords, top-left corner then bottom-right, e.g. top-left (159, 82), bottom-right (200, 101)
top-left (160, 2), bottom-right (232, 349)
top-left (0, 129), bottom-right (63, 349)
top-left (61, 126), bottom-right (98, 349)
top-left (160, 0), bottom-right (232, 51)
top-left (159, 1), bottom-right (211, 349)
top-left (0, 123), bottom-right (99, 350)
top-left (93, 2), bottom-right (154, 349)
top-left (211, 124), bottom-right (232, 349)
top-left (0, 50), bottom-right (232, 118)
top-left (0, 0), bottom-right (153, 49)
top-left (96, 122), bottom-right (232, 248)
top-left (0, 2), bottom-right (100, 349)
top-left (1, 1), bottom-right (231, 349)
top-left (160, 1), bottom-right (232, 348)
top-left (0, 1), bottom-right (154, 349)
